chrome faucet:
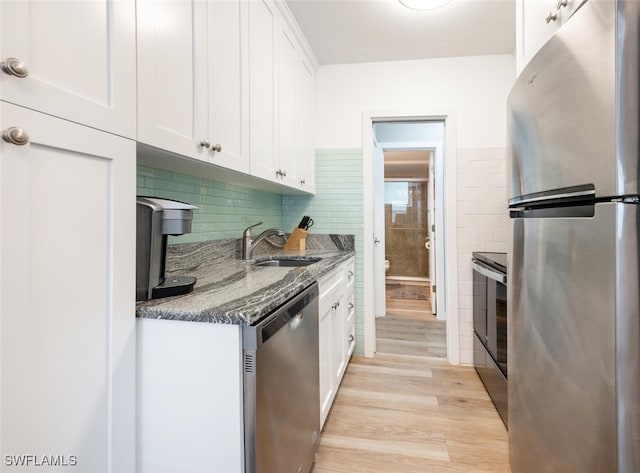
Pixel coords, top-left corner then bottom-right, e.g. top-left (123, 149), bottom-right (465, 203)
top-left (241, 222), bottom-right (285, 259)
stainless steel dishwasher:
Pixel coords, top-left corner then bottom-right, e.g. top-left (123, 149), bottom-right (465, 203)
top-left (242, 282), bottom-right (320, 473)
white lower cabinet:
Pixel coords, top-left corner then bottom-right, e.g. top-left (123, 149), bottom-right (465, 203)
top-left (137, 319), bottom-right (244, 473)
top-left (0, 102), bottom-right (136, 471)
top-left (318, 257), bottom-right (356, 428)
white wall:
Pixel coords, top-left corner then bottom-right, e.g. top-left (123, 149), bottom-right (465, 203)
top-left (316, 54), bottom-right (515, 149)
top-left (316, 54), bottom-right (516, 364)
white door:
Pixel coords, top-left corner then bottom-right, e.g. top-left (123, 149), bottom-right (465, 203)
top-left (137, 0), bottom-right (209, 160)
top-left (427, 151), bottom-right (437, 314)
top-left (207, 0), bottom-right (250, 172)
top-left (0, 0), bottom-right (136, 139)
top-left (373, 138), bottom-right (386, 317)
top-left (1, 103), bottom-right (136, 471)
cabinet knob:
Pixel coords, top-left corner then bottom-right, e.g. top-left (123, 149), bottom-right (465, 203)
top-left (0, 57), bottom-right (29, 78)
top-left (348, 303), bottom-right (354, 310)
top-left (1, 127), bottom-right (30, 146)
top-left (300, 179), bottom-right (306, 185)
top-left (348, 270), bottom-right (354, 277)
top-left (212, 143), bottom-right (222, 152)
top-left (282, 169), bottom-right (287, 177)
top-left (199, 139), bottom-right (211, 149)
top-left (546, 11), bottom-right (558, 23)
top-left (556, 0), bottom-right (568, 8)
top-left (348, 335), bottom-right (355, 343)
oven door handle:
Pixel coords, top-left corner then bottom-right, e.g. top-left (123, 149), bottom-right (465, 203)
top-left (472, 261), bottom-right (506, 284)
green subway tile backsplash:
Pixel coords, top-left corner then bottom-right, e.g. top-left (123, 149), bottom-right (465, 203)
top-left (283, 149), bottom-right (365, 355)
top-left (137, 165), bottom-right (283, 243)
top-left (138, 149), bottom-right (365, 355)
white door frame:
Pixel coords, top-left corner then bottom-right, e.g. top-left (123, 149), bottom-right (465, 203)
top-left (362, 110), bottom-right (460, 365)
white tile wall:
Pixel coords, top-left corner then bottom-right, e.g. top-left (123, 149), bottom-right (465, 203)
top-left (456, 147), bottom-right (509, 364)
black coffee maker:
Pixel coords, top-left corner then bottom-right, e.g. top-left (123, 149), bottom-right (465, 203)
top-left (136, 196), bottom-right (197, 301)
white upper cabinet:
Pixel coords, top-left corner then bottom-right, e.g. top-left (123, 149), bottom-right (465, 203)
top-left (137, 0), bottom-right (249, 173)
top-left (138, 0), bottom-right (315, 191)
top-left (297, 57), bottom-right (316, 193)
top-left (249, 0), bottom-right (279, 182)
top-left (0, 0), bottom-right (136, 139)
top-left (250, 1), bottom-right (317, 193)
top-left (207, 0), bottom-right (250, 172)
top-left (516, 0), bottom-right (588, 74)
top-left (277, 24), bottom-right (301, 188)
top-left (137, 0), bottom-right (209, 161)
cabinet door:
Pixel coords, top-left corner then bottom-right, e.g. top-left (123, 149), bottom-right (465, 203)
top-left (521, 0), bottom-right (560, 65)
top-left (137, 0), bottom-right (209, 161)
top-left (318, 301), bottom-right (334, 429)
top-left (332, 293), bottom-right (347, 387)
top-left (0, 0), bottom-right (136, 139)
top-left (277, 24), bottom-right (300, 187)
top-left (207, 0), bottom-right (250, 173)
top-left (297, 57), bottom-right (316, 193)
top-left (249, 0), bottom-right (279, 182)
top-left (517, 0), bottom-right (588, 73)
top-left (1, 103), bottom-right (136, 472)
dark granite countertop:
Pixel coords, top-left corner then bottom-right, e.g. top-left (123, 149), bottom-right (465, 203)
top-left (136, 234), bottom-right (355, 326)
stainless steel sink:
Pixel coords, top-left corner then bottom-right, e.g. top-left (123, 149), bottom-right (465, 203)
top-left (252, 257), bottom-right (322, 267)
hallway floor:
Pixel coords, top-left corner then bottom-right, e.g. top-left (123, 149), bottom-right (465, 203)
top-left (312, 282), bottom-right (511, 473)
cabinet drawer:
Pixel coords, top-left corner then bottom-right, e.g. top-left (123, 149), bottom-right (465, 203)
top-left (346, 317), bottom-right (356, 358)
top-left (319, 267), bottom-right (344, 311)
top-left (344, 258), bottom-right (355, 292)
top-left (345, 293), bottom-right (355, 327)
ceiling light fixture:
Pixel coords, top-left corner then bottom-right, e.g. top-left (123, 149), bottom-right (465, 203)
top-left (399, 0), bottom-right (453, 10)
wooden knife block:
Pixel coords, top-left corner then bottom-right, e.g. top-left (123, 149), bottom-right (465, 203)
top-left (284, 228), bottom-right (308, 251)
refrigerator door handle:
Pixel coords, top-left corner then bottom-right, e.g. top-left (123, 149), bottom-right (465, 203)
top-left (472, 261), bottom-right (506, 284)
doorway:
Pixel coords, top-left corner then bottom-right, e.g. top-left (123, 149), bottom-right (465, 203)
top-left (362, 112), bottom-right (460, 363)
top-left (373, 122), bottom-right (445, 358)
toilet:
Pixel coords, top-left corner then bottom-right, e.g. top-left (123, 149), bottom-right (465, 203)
top-left (384, 259), bottom-right (390, 273)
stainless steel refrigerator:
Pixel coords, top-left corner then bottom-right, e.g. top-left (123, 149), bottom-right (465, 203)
top-left (508, 1), bottom-right (640, 472)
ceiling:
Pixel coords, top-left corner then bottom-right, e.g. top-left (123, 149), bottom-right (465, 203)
top-left (286, 0), bottom-right (516, 65)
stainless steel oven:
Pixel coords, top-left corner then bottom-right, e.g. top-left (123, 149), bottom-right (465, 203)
top-left (242, 282), bottom-right (320, 473)
top-left (472, 252), bottom-right (507, 427)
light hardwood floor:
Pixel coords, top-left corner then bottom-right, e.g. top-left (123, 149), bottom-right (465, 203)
top-left (312, 283), bottom-right (511, 473)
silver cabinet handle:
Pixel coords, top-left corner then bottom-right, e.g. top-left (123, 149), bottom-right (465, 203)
top-left (348, 335), bottom-right (355, 343)
top-left (0, 57), bottom-right (29, 78)
top-left (199, 139), bottom-right (211, 149)
top-left (556, 0), bottom-right (568, 8)
top-left (300, 179), bottom-right (306, 185)
top-left (281, 169), bottom-right (287, 177)
top-left (348, 271), bottom-right (354, 277)
top-left (374, 237), bottom-right (380, 245)
top-left (546, 11), bottom-right (558, 22)
top-left (212, 143), bottom-right (222, 152)
top-left (1, 127), bottom-right (29, 146)
top-left (276, 169), bottom-right (282, 178)
top-left (348, 303), bottom-right (354, 310)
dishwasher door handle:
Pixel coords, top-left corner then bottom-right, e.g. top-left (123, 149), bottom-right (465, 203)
top-left (288, 313), bottom-right (303, 331)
